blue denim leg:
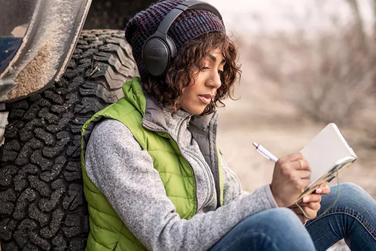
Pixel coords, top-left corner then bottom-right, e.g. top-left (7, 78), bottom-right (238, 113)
top-left (210, 208), bottom-right (316, 251)
top-left (306, 182), bottom-right (376, 251)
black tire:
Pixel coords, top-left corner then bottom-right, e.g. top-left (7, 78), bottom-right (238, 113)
top-left (0, 29), bottom-right (138, 250)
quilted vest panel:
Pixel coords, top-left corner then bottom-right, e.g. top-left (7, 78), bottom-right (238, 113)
top-left (80, 78), bottom-right (223, 250)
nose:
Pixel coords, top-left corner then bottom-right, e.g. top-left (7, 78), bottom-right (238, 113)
top-left (206, 70), bottom-right (222, 89)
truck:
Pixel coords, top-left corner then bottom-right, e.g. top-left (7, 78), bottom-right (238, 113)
top-left (0, 0), bottom-right (150, 249)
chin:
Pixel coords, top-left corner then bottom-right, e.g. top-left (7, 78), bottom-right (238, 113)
top-left (192, 107), bottom-right (206, 115)
top-left (182, 104), bottom-right (207, 115)
top-left (185, 109), bottom-right (202, 116)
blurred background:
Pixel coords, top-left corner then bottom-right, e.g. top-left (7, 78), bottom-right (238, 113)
top-left (208, 0), bottom-right (376, 200)
top-left (85, 0), bottom-right (376, 199)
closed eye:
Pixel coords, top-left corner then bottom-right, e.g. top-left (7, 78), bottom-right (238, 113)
top-left (200, 66), bottom-right (210, 71)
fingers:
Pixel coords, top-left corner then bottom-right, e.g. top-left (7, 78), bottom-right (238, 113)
top-left (297, 159), bottom-right (310, 171)
top-left (279, 152), bottom-right (304, 162)
top-left (271, 153), bottom-right (313, 207)
top-left (277, 155), bottom-right (310, 171)
top-left (290, 204), bottom-right (318, 222)
top-left (277, 155), bottom-right (312, 190)
top-left (297, 194), bottom-right (322, 220)
top-left (294, 199), bottom-right (321, 220)
top-left (290, 159), bottom-right (310, 172)
top-left (302, 194), bottom-right (322, 203)
top-left (315, 182), bottom-right (331, 195)
top-left (297, 170), bottom-right (311, 179)
top-left (300, 200), bottom-right (321, 210)
top-left (302, 203), bottom-right (321, 219)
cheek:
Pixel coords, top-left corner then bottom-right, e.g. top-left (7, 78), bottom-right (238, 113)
top-left (182, 84), bottom-right (195, 97)
top-left (181, 90), bottom-right (193, 106)
top-left (181, 86), bottom-right (200, 108)
top-left (180, 87), bottom-right (191, 103)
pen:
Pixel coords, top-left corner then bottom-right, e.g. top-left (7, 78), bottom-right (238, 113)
top-left (252, 142), bottom-right (278, 162)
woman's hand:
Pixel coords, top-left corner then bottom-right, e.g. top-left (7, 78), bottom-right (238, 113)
top-left (290, 182), bottom-right (331, 224)
top-left (290, 193), bottom-right (321, 224)
top-left (314, 182), bottom-right (331, 195)
top-left (270, 153), bottom-right (311, 207)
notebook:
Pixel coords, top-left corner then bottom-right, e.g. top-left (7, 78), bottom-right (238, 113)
top-left (296, 123), bottom-right (357, 202)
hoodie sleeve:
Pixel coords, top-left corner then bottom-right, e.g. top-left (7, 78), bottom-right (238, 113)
top-left (85, 119), bottom-right (278, 251)
top-left (221, 156), bottom-right (245, 203)
top-left (220, 155), bottom-right (279, 207)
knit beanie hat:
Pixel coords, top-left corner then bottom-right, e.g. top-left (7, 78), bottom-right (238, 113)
top-left (124, 0), bottom-right (225, 79)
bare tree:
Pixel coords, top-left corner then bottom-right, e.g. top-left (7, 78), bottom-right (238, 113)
top-left (345, 0), bottom-right (368, 51)
top-left (373, 0), bottom-right (376, 39)
top-left (247, 18), bottom-right (375, 126)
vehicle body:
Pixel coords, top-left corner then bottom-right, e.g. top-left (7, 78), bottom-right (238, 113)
top-left (0, 0), bottom-right (143, 249)
top-left (0, 0), bottom-right (92, 145)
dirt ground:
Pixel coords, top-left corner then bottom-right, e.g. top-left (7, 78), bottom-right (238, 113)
top-left (217, 57), bottom-right (376, 199)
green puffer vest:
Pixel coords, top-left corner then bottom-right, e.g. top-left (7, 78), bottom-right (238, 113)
top-left (80, 78), bottom-right (224, 250)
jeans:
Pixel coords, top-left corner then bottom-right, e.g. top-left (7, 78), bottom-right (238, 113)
top-left (210, 183), bottom-right (376, 251)
top-left (306, 182), bottom-right (376, 251)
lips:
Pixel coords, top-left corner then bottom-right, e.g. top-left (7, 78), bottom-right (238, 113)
top-left (198, 94), bottom-right (213, 104)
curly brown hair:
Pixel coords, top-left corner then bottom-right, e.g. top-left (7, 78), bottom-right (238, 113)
top-left (142, 32), bottom-right (241, 114)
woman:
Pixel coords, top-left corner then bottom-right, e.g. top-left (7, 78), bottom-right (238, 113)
top-left (81, 0), bottom-right (376, 250)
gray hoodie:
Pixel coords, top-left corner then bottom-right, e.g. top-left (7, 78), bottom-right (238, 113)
top-left (85, 97), bottom-right (278, 251)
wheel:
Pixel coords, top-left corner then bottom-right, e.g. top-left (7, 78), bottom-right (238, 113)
top-left (0, 29), bottom-right (138, 250)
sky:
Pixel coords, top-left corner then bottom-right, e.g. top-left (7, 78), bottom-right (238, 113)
top-left (207, 0), bottom-right (375, 34)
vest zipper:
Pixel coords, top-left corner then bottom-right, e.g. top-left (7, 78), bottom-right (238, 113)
top-left (176, 118), bottom-right (218, 212)
top-left (184, 150), bottom-right (216, 211)
top-left (175, 117), bottom-right (199, 213)
top-left (207, 114), bottom-right (221, 208)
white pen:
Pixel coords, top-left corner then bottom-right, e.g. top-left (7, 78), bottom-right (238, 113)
top-left (252, 142), bottom-right (278, 162)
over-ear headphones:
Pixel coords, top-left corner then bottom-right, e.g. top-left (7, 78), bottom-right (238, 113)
top-left (142, 0), bottom-right (223, 77)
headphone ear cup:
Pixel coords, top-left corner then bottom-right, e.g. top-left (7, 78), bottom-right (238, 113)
top-left (165, 35), bottom-right (177, 59)
top-left (142, 36), bottom-right (171, 76)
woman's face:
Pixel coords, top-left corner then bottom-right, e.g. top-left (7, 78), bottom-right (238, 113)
top-left (179, 48), bottom-right (225, 115)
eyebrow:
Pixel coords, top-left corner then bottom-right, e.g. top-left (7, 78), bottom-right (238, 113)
top-left (207, 53), bottom-right (225, 65)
